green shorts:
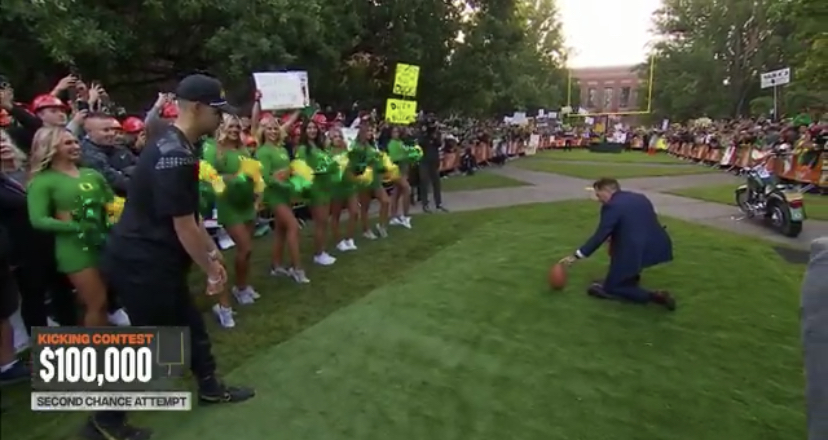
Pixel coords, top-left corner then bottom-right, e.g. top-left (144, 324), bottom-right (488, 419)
top-left (216, 198), bottom-right (256, 226)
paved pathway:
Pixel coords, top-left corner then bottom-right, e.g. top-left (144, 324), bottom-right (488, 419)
top-left (423, 166), bottom-right (827, 249)
top-left (522, 158), bottom-right (715, 168)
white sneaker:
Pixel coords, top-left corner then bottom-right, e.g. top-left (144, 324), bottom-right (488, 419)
top-left (389, 217), bottom-right (404, 227)
top-left (346, 239), bottom-right (358, 250)
top-left (289, 268), bottom-right (311, 284)
top-left (232, 286), bottom-right (256, 305)
top-left (212, 304), bottom-right (235, 328)
top-left (363, 230), bottom-right (378, 240)
top-left (401, 217), bottom-right (412, 229)
top-left (313, 252), bottom-right (337, 266)
top-left (270, 266), bottom-right (291, 277)
top-left (336, 240), bottom-right (351, 252)
top-left (244, 286), bottom-right (261, 299)
top-left (376, 224), bottom-right (388, 238)
top-left (107, 308), bottom-right (131, 326)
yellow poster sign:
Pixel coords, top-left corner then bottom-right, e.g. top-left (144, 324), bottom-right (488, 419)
top-left (392, 63), bottom-right (420, 97)
top-left (385, 99), bottom-right (417, 124)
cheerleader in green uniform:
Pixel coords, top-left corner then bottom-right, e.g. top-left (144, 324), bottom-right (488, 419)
top-left (353, 124), bottom-right (390, 239)
top-left (254, 113), bottom-right (310, 284)
top-left (327, 128), bottom-right (360, 252)
top-left (297, 118), bottom-right (336, 266)
top-left (386, 126), bottom-right (412, 229)
top-left (26, 127), bottom-right (113, 327)
top-left (202, 115), bottom-right (258, 328)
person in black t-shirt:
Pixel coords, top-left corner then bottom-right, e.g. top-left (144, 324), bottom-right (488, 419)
top-left (87, 75), bottom-right (254, 440)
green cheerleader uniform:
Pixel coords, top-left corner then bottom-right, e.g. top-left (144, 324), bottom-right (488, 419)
top-left (296, 143), bottom-right (333, 205)
top-left (203, 141), bottom-right (257, 226)
top-left (330, 147), bottom-right (358, 202)
top-left (255, 143), bottom-right (293, 207)
top-left (26, 168), bottom-right (113, 274)
top-left (386, 138), bottom-right (409, 174)
top-left (350, 141), bottom-right (382, 191)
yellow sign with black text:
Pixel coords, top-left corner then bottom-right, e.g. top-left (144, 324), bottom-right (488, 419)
top-left (392, 64), bottom-right (420, 97)
top-left (385, 99), bottom-right (417, 124)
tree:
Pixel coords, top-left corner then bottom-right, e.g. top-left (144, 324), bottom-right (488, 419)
top-left (0, 0), bottom-right (570, 118)
top-left (639, 0), bottom-right (826, 122)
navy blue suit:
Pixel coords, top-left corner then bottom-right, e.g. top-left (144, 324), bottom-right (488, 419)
top-left (577, 190), bottom-right (673, 302)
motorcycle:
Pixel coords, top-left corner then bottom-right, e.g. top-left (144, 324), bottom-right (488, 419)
top-left (733, 150), bottom-right (805, 238)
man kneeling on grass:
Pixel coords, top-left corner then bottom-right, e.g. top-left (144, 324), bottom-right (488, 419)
top-left (559, 178), bottom-right (676, 311)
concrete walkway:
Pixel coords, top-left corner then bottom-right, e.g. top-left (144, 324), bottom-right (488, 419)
top-left (424, 166), bottom-right (827, 249)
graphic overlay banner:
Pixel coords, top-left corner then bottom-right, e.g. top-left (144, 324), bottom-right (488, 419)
top-left (385, 99), bottom-right (417, 124)
top-left (32, 327), bottom-right (190, 391)
top-left (392, 64), bottom-right (420, 98)
top-left (31, 327), bottom-right (192, 411)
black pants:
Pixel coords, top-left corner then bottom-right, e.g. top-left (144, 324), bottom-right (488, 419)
top-left (0, 262), bottom-right (18, 321)
top-left (97, 260), bottom-right (217, 425)
top-left (417, 158), bottom-right (442, 207)
top-left (14, 261), bottom-right (75, 330)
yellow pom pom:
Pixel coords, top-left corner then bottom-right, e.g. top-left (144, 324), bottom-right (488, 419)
top-left (290, 159), bottom-right (315, 184)
top-left (384, 163), bottom-right (400, 182)
top-left (199, 160), bottom-right (226, 194)
top-left (106, 196), bottom-right (126, 223)
top-left (355, 167), bottom-right (374, 184)
top-left (238, 157), bottom-right (265, 194)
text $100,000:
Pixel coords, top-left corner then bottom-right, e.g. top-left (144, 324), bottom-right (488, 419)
top-left (39, 346), bottom-right (153, 385)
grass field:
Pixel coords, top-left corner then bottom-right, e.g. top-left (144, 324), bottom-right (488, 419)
top-left (669, 183), bottom-right (828, 221)
top-left (537, 149), bottom-right (685, 164)
top-left (515, 158), bottom-right (718, 179)
top-left (441, 171), bottom-right (528, 192)
top-left (1, 201), bottom-right (805, 440)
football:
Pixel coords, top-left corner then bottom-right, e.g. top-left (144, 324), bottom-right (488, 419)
top-left (549, 263), bottom-right (567, 290)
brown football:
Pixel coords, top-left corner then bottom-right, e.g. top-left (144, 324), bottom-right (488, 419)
top-left (549, 263), bottom-right (567, 290)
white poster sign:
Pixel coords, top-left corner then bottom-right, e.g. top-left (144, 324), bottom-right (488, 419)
top-left (760, 68), bottom-right (790, 89)
top-left (253, 72), bottom-right (305, 110)
top-left (526, 134), bottom-right (540, 155)
top-left (294, 71), bottom-right (310, 107)
top-left (341, 128), bottom-right (358, 148)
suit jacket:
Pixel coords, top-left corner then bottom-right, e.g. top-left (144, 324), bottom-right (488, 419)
top-left (577, 190), bottom-right (673, 280)
top-left (803, 237), bottom-right (828, 440)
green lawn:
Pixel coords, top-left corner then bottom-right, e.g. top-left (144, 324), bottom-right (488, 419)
top-left (515, 158), bottom-right (718, 179)
top-left (538, 149), bottom-right (685, 164)
top-left (2, 201), bottom-right (805, 440)
top-left (669, 183), bottom-right (828, 221)
top-left (441, 171), bottom-right (528, 192)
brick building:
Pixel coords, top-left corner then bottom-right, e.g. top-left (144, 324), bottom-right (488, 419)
top-left (571, 65), bottom-right (643, 114)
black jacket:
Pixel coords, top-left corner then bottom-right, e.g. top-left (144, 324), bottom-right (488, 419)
top-left (0, 172), bottom-right (56, 266)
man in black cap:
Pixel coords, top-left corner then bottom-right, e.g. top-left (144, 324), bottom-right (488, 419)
top-left (86, 74), bottom-right (254, 440)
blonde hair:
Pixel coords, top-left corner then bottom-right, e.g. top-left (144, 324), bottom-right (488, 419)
top-left (0, 129), bottom-right (27, 172)
top-left (29, 127), bottom-right (70, 174)
top-left (216, 114), bottom-right (243, 148)
top-left (255, 115), bottom-right (283, 146)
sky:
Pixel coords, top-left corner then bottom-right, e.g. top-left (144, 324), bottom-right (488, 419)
top-left (557, 0), bottom-right (662, 68)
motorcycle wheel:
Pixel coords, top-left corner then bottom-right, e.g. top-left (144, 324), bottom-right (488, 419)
top-left (765, 199), bottom-right (803, 238)
top-left (734, 187), bottom-right (752, 215)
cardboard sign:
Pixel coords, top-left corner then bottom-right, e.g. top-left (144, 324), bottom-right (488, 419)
top-left (392, 64), bottom-right (420, 97)
top-left (253, 72), bottom-right (305, 110)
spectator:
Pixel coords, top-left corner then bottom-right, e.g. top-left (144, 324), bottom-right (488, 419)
top-left (80, 113), bottom-right (137, 196)
top-left (417, 123), bottom-right (447, 212)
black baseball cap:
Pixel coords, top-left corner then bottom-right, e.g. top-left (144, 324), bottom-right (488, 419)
top-left (175, 74), bottom-right (237, 115)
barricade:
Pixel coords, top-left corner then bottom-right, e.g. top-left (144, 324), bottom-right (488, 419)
top-left (668, 142), bottom-right (827, 188)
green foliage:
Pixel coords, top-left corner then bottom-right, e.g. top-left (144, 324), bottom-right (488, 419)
top-left (0, 0), bottom-right (569, 116)
top-left (638, 0), bottom-right (826, 122)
